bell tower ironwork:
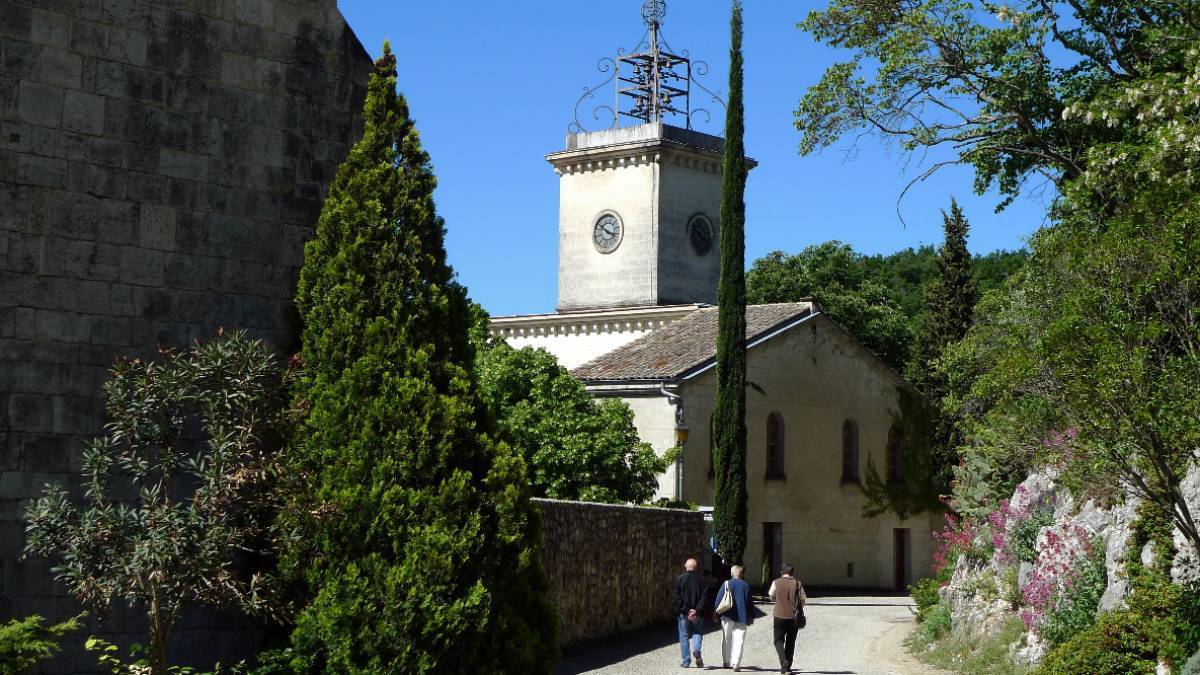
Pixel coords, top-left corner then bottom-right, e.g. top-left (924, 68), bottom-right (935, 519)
top-left (569, 0), bottom-right (724, 133)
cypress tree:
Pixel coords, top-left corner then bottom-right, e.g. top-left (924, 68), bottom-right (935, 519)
top-left (910, 198), bottom-right (976, 481)
top-left (285, 45), bottom-right (557, 673)
top-left (713, 0), bottom-right (749, 566)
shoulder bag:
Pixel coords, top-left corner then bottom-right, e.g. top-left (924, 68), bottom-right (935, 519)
top-left (715, 581), bottom-right (734, 615)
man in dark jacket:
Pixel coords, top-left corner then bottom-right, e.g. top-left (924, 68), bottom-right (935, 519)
top-left (769, 563), bottom-right (806, 674)
top-left (673, 557), bottom-right (707, 668)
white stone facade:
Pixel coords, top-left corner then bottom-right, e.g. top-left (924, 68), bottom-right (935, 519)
top-left (490, 304), bottom-right (704, 369)
top-left (585, 314), bottom-right (936, 590)
top-left (546, 123), bottom-right (737, 311)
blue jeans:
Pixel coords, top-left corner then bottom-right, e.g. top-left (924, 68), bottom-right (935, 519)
top-left (677, 613), bottom-right (703, 666)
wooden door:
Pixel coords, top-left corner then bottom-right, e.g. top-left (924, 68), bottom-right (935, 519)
top-left (894, 528), bottom-right (910, 590)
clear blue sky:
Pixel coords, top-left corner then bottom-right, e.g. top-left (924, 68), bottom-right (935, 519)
top-left (337, 1), bottom-right (1050, 316)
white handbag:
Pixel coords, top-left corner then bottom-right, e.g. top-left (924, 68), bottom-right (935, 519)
top-left (715, 581), bottom-right (734, 615)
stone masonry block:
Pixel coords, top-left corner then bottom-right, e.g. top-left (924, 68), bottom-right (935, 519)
top-left (118, 245), bottom-right (163, 286)
top-left (55, 131), bottom-right (89, 162)
top-left (16, 154), bottom-right (67, 189)
top-left (70, 17), bottom-right (108, 58)
top-left (0, 76), bottom-right (15, 120)
top-left (0, 2), bottom-right (31, 40)
top-left (106, 27), bottom-right (147, 67)
top-left (158, 148), bottom-right (208, 181)
top-left (62, 90), bottom-right (106, 135)
top-left (32, 45), bottom-right (82, 89)
top-left (139, 204), bottom-right (176, 251)
top-left (29, 9), bottom-right (69, 49)
top-left (8, 394), bottom-right (53, 433)
top-left (17, 80), bottom-right (64, 128)
top-left (20, 432), bottom-right (74, 471)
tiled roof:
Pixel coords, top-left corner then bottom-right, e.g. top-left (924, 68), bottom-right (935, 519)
top-left (571, 302), bottom-right (815, 382)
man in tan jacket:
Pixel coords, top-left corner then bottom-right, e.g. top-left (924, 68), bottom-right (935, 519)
top-left (768, 564), bottom-right (806, 674)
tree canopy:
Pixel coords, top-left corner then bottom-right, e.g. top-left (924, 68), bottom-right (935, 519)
top-left (475, 339), bottom-right (667, 505)
top-left (796, 0), bottom-right (1199, 209)
top-left (284, 44), bottom-right (556, 673)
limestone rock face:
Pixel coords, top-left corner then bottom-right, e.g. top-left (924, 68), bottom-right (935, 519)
top-left (1172, 465), bottom-right (1200, 584)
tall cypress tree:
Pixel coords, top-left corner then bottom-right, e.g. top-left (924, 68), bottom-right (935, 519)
top-left (713, 0), bottom-right (749, 567)
top-left (909, 198), bottom-right (976, 482)
top-left (285, 45), bottom-right (557, 673)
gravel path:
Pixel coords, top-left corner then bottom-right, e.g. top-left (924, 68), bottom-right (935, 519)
top-left (555, 594), bottom-right (950, 675)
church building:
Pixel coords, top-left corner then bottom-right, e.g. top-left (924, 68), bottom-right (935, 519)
top-left (490, 2), bottom-right (934, 590)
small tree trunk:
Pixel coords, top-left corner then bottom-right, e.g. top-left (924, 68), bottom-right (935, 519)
top-left (148, 599), bottom-right (169, 675)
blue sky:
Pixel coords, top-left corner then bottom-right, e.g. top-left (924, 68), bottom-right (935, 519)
top-left (337, 1), bottom-right (1050, 316)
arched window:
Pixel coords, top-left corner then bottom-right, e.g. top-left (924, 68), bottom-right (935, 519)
top-left (887, 424), bottom-right (905, 484)
top-left (766, 412), bottom-right (786, 479)
top-left (841, 419), bottom-right (859, 482)
top-left (708, 412), bottom-right (715, 478)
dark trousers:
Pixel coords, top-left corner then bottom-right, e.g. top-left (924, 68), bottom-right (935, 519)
top-left (773, 617), bottom-right (799, 668)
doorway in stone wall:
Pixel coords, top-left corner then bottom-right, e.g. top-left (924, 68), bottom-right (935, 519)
top-left (893, 528), bottom-right (911, 590)
top-left (763, 522), bottom-right (782, 585)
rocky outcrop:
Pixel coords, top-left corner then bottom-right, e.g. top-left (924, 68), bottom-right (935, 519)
top-left (939, 463), bottom-right (1200, 668)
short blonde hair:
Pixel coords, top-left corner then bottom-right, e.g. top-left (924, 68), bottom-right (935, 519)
top-left (730, 565), bottom-right (744, 579)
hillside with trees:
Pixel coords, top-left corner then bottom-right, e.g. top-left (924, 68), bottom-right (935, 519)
top-left (796, 0), bottom-right (1200, 672)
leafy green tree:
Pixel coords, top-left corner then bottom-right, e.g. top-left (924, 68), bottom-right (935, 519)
top-left (25, 333), bottom-right (293, 675)
top-left (476, 340), bottom-right (667, 504)
top-left (747, 243), bottom-right (913, 370)
top-left (795, 0), bottom-right (1197, 209)
top-left (863, 245), bottom-right (937, 317)
top-left (283, 45), bottom-right (557, 673)
top-left (0, 614), bottom-right (82, 675)
top-left (714, 0), bottom-right (749, 566)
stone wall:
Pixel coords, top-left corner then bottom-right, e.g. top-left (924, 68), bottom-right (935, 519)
top-left (0, 0), bottom-right (371, 670)
top-left (534, 498), bottom-right (705, 645)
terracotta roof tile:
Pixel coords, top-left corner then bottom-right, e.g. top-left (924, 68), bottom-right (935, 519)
top-left (571, 302), bottom-right (815, 382)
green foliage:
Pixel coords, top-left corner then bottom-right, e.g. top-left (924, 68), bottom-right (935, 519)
top-left (861, 386), bottom-right (943, 518)
top-left (796, 0), bottom-right (1197, 209)
top-left (1008, 508), bottom-right (1055, 565)
top-left (909, 577), bottom-right (942, 623)
top-left (0, 614), bottom-right (82, 675)
top-left (1038, 503), bottom-right (1200, 674)
top-left (283, 45), bottom-right (556, 673)
top-left (713, 0), bottom-right (749, 566)
top-left (749, 242), bottom-right (1026, 373)
top-left (475, 339), bottom-right (666, 504)
top-left (25, 333), bottom-right (293, 674)
top-left (921, 603), bottom-right (952, 642)
top-left (747, 243), bottom-right (913, 370)
top-left (909, 615), bottom-right (1030, 675)
top-left (907, 199), bottom-right (977, 492)
top-left (1039, 542), bottom-right (1107, 647)
top-left (1035, 610), bottom-right (1162, 675)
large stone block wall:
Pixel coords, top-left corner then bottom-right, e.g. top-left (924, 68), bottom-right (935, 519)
top-left (0, 0), bottom-right (371, 670)
top-left (535, 498), bottom-right (705, 645)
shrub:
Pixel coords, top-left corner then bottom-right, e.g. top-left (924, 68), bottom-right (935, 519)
top-left (921, 604), bottom-right (952, 641)
top-left (1036, 610), bottom-right (1160, 675)
top-left (25, 333), bottom-right (293, 674)
top-left (910, 577), bottom-right (942, 622)
top-left (909, 615), bottom-right (1030, 675)
top-left (0, 614), bottom-right (82, 674)
top-left (1038, 540), bottom-right (1107, 646)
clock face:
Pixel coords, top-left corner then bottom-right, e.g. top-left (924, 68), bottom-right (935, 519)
top-left (593, 212), bottom-right (623, 253)
top-left (688, 214), bottom-right (714, 255)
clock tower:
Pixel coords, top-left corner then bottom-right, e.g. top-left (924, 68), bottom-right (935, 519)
top-left (546, 1), bottom-right (753, 312)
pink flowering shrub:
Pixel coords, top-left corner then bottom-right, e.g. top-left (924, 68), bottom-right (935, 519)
top-left (987, 485), bottom-right (1056, 564)
top-left (1020, 523), bottom-right (1107, 644)
top-left (932, 512), bottom-right (992, 581)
